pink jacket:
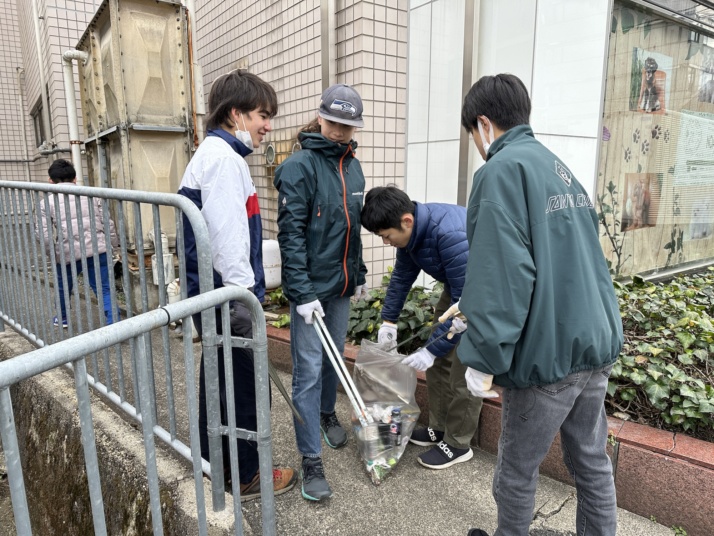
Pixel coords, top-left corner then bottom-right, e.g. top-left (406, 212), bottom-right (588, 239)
top-left (37, 192), bottom-right (119, 262)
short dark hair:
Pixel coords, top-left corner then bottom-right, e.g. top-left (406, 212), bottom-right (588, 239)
top-left (205, 69), bottom-right (278, 131)
top-left (48, 159), bottom-right (76, 183)
top-left (461, 73), bottom-right (531, 132)
top-left (361, 186), bottom-right (415, 233)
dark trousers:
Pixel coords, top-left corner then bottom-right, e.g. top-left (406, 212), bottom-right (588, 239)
top-left (194, 302), bottom-right (266, 485)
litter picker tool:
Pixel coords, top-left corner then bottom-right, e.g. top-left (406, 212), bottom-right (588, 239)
top-left (268, 360), bottom-right (304, 425)
top-left (313, 312), bottom-right (374, 427)
top-left (392, 314), bottom-right (466, 352)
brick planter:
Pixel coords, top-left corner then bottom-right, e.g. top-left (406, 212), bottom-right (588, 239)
top-left (267, 325), bottom-right (714, 536)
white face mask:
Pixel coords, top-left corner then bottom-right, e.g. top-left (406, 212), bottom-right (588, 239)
top-left (477, 118), bottom-right (495, 155)
top-left (234, 113), bottom-right (255, 151)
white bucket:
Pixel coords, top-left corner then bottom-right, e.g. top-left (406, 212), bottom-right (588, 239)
top-left (166, 278), bottom-right (198, 340)
top-left (152, 253), bottom-right (176, 286)
top-left (262, 239), bottom-right (281, 290)
top-left (167, 278), bottom-right (181, 304)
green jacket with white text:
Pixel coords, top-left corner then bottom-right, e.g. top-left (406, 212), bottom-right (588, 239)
top-left (457, 125), bottom-right (623, 388)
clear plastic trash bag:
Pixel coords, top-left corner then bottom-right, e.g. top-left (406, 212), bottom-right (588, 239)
top-left (351, 340), bottom-right (420, 484)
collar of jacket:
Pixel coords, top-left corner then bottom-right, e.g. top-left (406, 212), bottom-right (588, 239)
top-left (486, 124), bottom-right (534, 161)
top-left (206, 128), bottom-right (254, 158)
top-left (298, 132), bottom-right (358, 158)
top-left (405, 201), bottom-right (427, 253)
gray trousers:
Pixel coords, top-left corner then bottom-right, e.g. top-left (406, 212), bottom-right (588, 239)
top-left (494, 365), bottom-right (617, 536)
top-left (426, 290), bottom-right (483, 449)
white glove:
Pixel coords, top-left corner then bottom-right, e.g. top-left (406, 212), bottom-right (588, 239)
top-left (447, 317), bottom-right (467, 339)
top-left (401, 347), bottom-right (436, 371)
top-left (296, 299), bottom-right (325, 325)
top-left (353, 282), bottom-right (369, 301)
top-left (465, 368), bottom-right (499, 399)
top-left (377, 322), bottom-right (397, 347)
top-left (438, 300), bottom-right (467, 338)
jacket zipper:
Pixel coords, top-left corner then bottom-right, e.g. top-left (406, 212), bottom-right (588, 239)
top-left (339, 145), bottom-right (353, 297)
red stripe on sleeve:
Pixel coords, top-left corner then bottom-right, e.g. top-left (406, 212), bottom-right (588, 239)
top-left (246, 194), bottom-right (261, 217)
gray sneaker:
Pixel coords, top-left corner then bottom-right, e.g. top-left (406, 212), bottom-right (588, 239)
top-left (320, 412), bottom-right (347, 448)
top-left (301, 457), bottom-right (333, 501)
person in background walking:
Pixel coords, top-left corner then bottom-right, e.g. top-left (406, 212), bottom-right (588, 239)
top-left (445, 74), bottom-right (622, 536)
top-left (274, 83), bottom-right (369, 501)
top-left (38, 159), bottom-right (120, 328)
top-left (361, 185), bottom-right (482, 470)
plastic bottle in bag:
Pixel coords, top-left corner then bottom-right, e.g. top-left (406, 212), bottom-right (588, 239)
top-left (390, 407), bottom-right (402, 447)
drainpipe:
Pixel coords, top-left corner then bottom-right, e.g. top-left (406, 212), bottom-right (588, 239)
top-left (320, 0), bottom-right (337, 90)
top-left (15, 67), bottom-right (31, 182)
top-left (31, 0), bottom-right (52, 148)
top-left (62, 49), bottom-right (89, 185)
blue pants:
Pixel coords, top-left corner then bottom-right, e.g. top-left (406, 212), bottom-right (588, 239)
top-left (493, 365), bottom-right (617, 536)
top-left (56, 252), bottom-right (118, 324)
top-left (289, 297), bottom-right (350, 458)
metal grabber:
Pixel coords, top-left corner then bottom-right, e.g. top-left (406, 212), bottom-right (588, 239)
top-left (312, 312), bottom-right (374, 427)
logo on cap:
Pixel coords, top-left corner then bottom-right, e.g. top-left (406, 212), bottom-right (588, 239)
top-left (330, 99), bottom-right (358, 117)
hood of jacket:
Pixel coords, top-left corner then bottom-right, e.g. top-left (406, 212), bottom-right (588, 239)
top-left (273, 133), bottom-right (367, 304)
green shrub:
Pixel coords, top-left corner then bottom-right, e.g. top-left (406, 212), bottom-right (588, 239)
top-left (347, 267), bottom-right (443, 354)
top-left (271, 265), bottom-right (714, 441)
top-left (610, 269), bottom-right (714, 440)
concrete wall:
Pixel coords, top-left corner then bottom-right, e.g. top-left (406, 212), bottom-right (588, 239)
top-left (0, 331), bottom-right (237, 535)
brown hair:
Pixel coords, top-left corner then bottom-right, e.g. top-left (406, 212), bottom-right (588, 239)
top-left (299, 117), bottom-right (321, 134)
top-left (206, 70), bottom-right (278, 131)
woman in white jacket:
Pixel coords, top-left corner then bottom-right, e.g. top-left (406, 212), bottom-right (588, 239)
top-left (37, 159), bottom-right (119, 327)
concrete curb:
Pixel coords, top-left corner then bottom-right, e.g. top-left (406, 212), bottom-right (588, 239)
top-left (267, 325), bottom-right (714, 536)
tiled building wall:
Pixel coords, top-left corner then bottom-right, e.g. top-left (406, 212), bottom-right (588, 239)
top-left (193, 0), bottom-right (408, 286)
top-left (9, 0), bottom-right (97, 183)
top-left (346, 0), bottom-right (408, 282)
top-left (0, 0), bottom-right (31, 182)
top-left (194, 0), bottom-right (323, 240)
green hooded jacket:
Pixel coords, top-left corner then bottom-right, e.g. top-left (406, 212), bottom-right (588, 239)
top-left (457, 125), bottom-right (623, 388)
top-left (273, 132), bottom-right (367, 305)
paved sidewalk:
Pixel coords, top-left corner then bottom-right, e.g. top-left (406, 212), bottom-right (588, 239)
top-left (0, 308), bottom-right (674, 536)
top-left (242, 368), bottom-right (672, 536)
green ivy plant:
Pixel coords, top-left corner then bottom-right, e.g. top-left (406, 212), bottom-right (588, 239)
top-left (610, 270), bottom-right (714, 441)
top-left (265, 286), bottom-right (289, 310)
top-left (267, 265), bottom-right (714, 442)
top-left (347, 267), bottom-right (444, 355)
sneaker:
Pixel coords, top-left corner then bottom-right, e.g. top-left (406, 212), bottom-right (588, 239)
top-left (409, 426), bottom-right (444, 446)
top-left (53, 317), bottom-right (68, 329)
top-left (418, 441), bottom-right (473, 470)
top-left (238, 466), bottom-right (297, 502)
top-left (467, 530), bottom-right (489, 536)
top-left (320, 411), bottom-right (347, 448)
top-left (300, 457), bottom-right (332, 501)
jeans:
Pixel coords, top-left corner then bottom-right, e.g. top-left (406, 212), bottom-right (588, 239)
top-left (194, 302), bottom-right (265, 485)
top-left (427, 290), bottom-right (483, 449)
top-left (494, 365), bottom-right (616, 536)
top-left (289, 297), bottom-right (350, 458)
top-left (56, 252), bottom-right (118, 324)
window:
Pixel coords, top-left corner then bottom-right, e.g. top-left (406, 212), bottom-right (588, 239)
top-left (597, 1), bottom-right (714, 276)
top-left (30, 96), bottom-right (52, 148)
